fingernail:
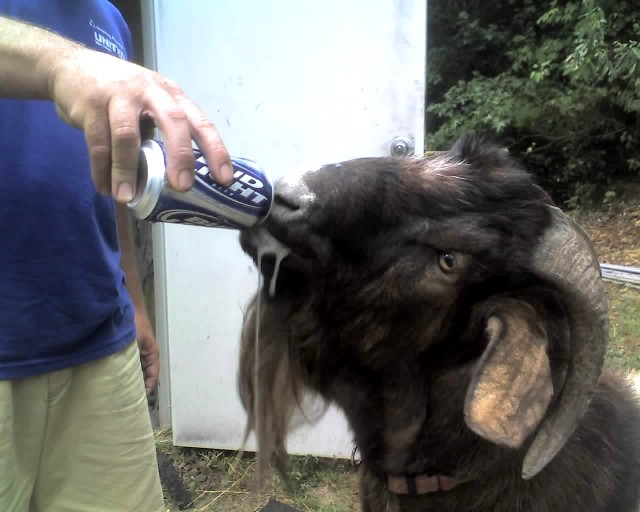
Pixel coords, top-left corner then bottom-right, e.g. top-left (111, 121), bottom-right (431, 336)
top-left (221, 163), bottom-right (234, 185)
top-left (116, 181), bottom-right (134, 202)
top-left (178, 169), bottom-right (193, 190)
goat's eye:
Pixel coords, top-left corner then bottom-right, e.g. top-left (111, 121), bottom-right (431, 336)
top-left (438, 252), bottom-right (455, 272)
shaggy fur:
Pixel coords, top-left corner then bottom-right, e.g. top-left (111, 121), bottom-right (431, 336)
top-left (237, 135), bottom-right (640, 511)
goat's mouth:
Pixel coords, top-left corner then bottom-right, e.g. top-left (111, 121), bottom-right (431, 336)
top-left (239, 226), bottom-right (310, 297)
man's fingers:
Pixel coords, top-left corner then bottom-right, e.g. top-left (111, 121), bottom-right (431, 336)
top-left (144, 87), bottom-right (195, 191)
top-left (108, 98), bottom-right (142, 202)
top-left (83, 112), bottom-right (112, 195)
top-left (51, 45), bottom-right (233, 197)
top-left (177, 95), bottom-right (233, 185)
top-left (140, 351), bottom-right (159, 395)
top-left (143, 366), bottom-right (158, 394)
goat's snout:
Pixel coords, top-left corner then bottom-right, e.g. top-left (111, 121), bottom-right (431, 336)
top-left (270, 176), bottom-right (316, 223)
top-left (239, 175), bottom-right (317, 266)
top-left (273, 181), bottom-right (302, 212)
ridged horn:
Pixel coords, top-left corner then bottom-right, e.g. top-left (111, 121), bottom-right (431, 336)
top-left (522, 206), bottom-right (608, 479)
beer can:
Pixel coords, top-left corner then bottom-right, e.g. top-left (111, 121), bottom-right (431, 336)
top-left (128, 139), bottom-right (274, 229)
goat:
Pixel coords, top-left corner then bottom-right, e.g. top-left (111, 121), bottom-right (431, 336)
top-left (236, 135), bottom-right (640, 511)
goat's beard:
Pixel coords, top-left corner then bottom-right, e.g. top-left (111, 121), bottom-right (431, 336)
top-left (237, 293), bottom-right (328, 485)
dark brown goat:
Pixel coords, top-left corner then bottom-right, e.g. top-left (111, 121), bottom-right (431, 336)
top-left (237, 135), bottom-right (640, 512)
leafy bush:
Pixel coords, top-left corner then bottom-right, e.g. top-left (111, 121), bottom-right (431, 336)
top-left (426, 0), bottom-right (640, 205)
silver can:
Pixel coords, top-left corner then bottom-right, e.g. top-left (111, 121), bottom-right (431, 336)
top-left (128, 139), bottom-right (274, 229)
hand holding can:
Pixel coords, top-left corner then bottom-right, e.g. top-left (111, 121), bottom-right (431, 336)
top-left (48, 46), bottom-right (235, 198)
top-left (1, 16), bottom-right (234, 200)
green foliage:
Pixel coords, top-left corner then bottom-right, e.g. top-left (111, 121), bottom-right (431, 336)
top-left (427, 0), bottom-right (640, 204)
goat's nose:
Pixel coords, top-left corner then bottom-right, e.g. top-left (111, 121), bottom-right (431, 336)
top-left (274, 180), bottom-right (301, 211)
top-left (272, 176), bottom-right (315, 216)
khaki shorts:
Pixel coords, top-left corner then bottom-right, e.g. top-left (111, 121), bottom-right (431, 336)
top-left (0, 340), bottom-right (165, 512)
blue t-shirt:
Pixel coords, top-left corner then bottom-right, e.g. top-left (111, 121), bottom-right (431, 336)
top-left (0, 1), bottom-right (137, 379)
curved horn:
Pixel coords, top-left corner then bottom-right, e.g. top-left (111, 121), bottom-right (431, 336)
top-left (522, 206), bottom-right (608, 479)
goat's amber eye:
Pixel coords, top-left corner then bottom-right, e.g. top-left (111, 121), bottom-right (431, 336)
top-left (438, 252), bottom-right (455, 272)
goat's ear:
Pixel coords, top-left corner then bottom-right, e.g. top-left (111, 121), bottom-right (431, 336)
top-left (464, 301), bottom-right (553, 448)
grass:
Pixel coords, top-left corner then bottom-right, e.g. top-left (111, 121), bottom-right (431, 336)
top-left (157, 282), bottom-right (640, 511)
top-left (604, 282), bottom-right (640, 373)
top-left (156, 428), bottom-right (359, 512)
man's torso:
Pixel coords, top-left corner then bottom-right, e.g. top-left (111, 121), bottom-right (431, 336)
top-left (0, 0), bottom-right (137, 379)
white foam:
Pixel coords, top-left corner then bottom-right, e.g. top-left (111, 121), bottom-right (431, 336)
top-left (278, 165), bottom-right (321, 206)
top-left (255, 235), bottom-right (291, 298)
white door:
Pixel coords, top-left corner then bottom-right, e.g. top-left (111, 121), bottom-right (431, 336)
top-left (144, 0), bottom-right (427, 459)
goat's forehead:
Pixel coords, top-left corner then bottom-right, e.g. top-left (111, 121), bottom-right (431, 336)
top-left (276, 155), bottom-right (484, 210)
top-left (277, 159), bottom-right (374, 208)
top-left (423, 154), bottom-right (468, 174)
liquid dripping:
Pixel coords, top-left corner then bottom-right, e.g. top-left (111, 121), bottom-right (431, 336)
top-left (254, 251), bottom-right (262, 490)
top-left (253, 240), bottom-right (290, 491)
top-left (255, 232), bottom-right (291, 298)
top-left (269, 248), bottom-right (289, 298)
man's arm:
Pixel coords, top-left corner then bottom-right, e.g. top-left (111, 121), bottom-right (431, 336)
top-left (115, 202), bottom-right (159, 396)
top-left (0, 15), bottom-right (57, 99)
top-left (0, 15), bottom-right (233, 201)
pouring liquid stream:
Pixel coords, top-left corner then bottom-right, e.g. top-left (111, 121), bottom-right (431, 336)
top-left (254, 253), bottom-right (262, 490)
top-left (254, 244), bottom-right (290, 490)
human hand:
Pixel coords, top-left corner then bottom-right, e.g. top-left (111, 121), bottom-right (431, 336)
top-left (135, 313), bottom-right (160, 396)
top-left (46, 44), bottom-right (233, 202)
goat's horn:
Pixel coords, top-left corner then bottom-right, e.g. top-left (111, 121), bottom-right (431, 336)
top-left (522, 205), bottom-right (608, 479)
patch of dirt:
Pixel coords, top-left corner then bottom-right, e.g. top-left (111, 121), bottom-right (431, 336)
top-left (576, 204), bottom-right (640, 266)
top-left (307, 481), bottom-right (360, 512)
top-left (155, 430), bottom-right (360, 511)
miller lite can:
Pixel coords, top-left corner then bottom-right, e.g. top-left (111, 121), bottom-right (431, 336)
top-left (128, 139), bottom-right (274, 229)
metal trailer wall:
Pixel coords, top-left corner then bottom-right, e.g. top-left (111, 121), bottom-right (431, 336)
top-left (142, 0), bottom-right (427, 458)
